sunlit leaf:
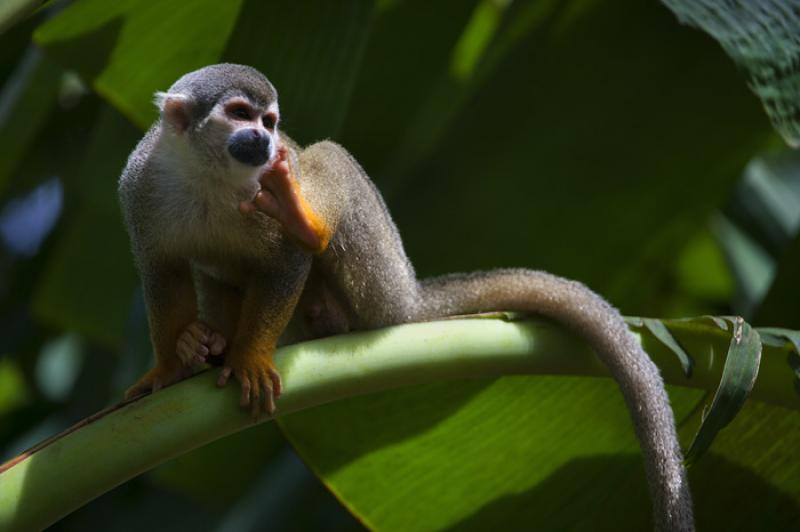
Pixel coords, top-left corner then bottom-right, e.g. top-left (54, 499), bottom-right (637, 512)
top-left (34, 0), bottom-right (243, 129)
top-left (0, 0), bottom-right (43, 35)
top-left (282, 315), bottom-right (783, 530)
top-left (283, 377), bottom-right (700, 531)
top-left (686, 399), bottom-right (800, 531)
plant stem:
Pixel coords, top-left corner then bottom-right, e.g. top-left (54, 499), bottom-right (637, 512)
top-left (0, 316), bottom-right (795, 530)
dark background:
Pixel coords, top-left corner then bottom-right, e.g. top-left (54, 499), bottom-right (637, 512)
top-left (1, 0), bottom-right (799, 530)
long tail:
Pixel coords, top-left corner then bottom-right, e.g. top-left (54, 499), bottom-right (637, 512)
top-left (420, 268), bottom-right (694, 532)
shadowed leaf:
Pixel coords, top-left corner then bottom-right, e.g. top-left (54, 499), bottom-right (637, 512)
top-left (685, 317), bottom-right (761, 465)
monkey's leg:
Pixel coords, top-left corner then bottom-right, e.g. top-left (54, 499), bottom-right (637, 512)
top-left (217, 253), bottom-right (311, 417)
top-left (178, 271), bottom-right (248, 366)
top-left (126, 261), bottom-right (197, 398)
top-left (295, 263), bottom-right (351, 339)
top-left (241, 145), bottom-right (332, 254)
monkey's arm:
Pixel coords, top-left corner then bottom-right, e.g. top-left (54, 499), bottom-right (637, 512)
top-left (216, 245), bottom-right (312, 416)
top-left (119, 136), bottom-right (202, 397)
top-left (246, 139), bottom-right (424, 330)
top-left (240, 145), bottom-right (333, 255)
top-left (126, 260), bottom-right (198, 398)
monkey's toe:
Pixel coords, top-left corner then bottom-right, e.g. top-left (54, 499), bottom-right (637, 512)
top-left (249, 370), bottom-right (277, 418)
top-left (218, 353), bottom-right (281, 418)
top-left (125, 363), bottom-right (191, 399)
top-left (268, 367), bottom-right (282, 400)
top-left (124, 381), bottom-right (150, 400)
top-left (236, 368), bottom-right (277, 418)
top-left (217, 366), bottom-right (233, 387)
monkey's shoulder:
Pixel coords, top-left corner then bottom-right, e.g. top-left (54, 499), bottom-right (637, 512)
top-left (296, 140), bottom-right (364, 183)
top-left (119, 126), bottom-right (159, 192)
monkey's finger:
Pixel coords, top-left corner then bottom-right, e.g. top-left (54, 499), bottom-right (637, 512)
top-left (178, 336), bottom-right (208, 364)
top-left (208, 333), bottom-right (227, 356)
top-left (254, 165), bottom-right (329, 253)
top-left (177, 339), bottom-right (206, 368)
top-left (250, 380), bottom-right (262, 418)
top-left (176, 335), bottom-right (194, 357)
top-left (269, 367), bottom-right (282, 399)
top-left (176, 337), bottom-right (195, 365)
top-left (183, 332), bottom-right (209, 357)
top-left (261, 159), bottom-right (291, 188)
top-left (264, 379), bottom-right (276, 416)
top-left (259, 154), bottom-right (288, 186)
top-left (239, 375), bottom-right (252, 408)
top-left (252, 189), bottom-right (281, 216)
top-left (275, 144), bottom-right (288, 162)
top-left (125, 382), bottom-right (150, 399)
top-left (187, 322), bottom-right (210, 343)
top-left (217, 367), bottom-right (233, 387)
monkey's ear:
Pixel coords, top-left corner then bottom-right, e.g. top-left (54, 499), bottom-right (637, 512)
top-left (154, 91), bottom-right (193, 133)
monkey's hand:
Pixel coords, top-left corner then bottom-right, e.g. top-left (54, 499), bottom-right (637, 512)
top-left (216, 345), bottom-right (282, 417)
top-left (239, 145), bottom-right (331, 254)
top-left (176, 320), bottom-right (227, 367)
top-left (125, 359), bottom-right (193, 399)
top-left (125, 322), bottom-right (227, 399)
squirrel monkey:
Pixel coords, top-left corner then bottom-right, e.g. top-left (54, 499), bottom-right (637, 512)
top-left (119, 64), bottom-right (693, 531)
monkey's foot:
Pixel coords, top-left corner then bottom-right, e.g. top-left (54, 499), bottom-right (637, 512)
top-left (176, 320), bottom-right (227, 367)
top-left (240, 145), bottom-right (331, 254)
top-left (216, 349), bottom-right (282, 417)
top-left (125, 361), bottom-right (193, 399)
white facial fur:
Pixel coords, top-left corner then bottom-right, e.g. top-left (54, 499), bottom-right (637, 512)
top-left (204, 98), bottom-right (280, 185)
top-left (155, 92), bottom-right (281, 188)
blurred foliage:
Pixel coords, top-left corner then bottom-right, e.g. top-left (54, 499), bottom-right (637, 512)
top-left (0, 0), bottom-right (799, 530)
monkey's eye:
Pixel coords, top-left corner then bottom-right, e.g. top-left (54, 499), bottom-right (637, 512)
top-left (263, 114), bottom-right (277, 130)
top-left (227, 105), bottom-right (252, 121)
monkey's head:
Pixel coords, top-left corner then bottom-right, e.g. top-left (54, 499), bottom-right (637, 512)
top-left (154, 64), bottom-right (281, 178)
